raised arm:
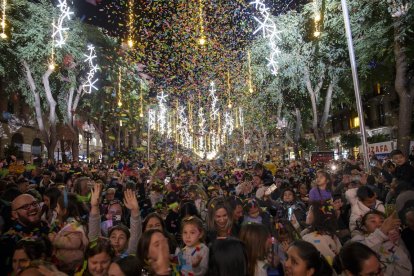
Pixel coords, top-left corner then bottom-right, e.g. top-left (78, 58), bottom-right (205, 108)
top-left (88, 183), bottom-right (102, 241)
top-left (123, 189), bottom-right (141, 255)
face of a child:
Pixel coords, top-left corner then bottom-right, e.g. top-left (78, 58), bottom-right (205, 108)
top-left (364, 214), bottom-right (384, 233)
top-left (283, 191), bottom-right (294, 203)
top-left (145, 217), bottom-right (163, 231)
top-left (108, 262), bottom-right (124, 276)
top-left (362, 195), bottom-right (377, 209)
top-left (12, 249), bottom-right (30, 275)
top-left (392, 154), bottom-right (406, 166)
top-left (182, 223), bottom-right (202, 247)
top-left (248, 205), bottom-right (260, 218)
top-left (233, 205), bottom-right (243, 221)
top-left (316, 173), bottom-right (327, 187)
top-left (88, 252), bottom-right (112, 276)
top-left (332, 199), bottom-right (343, 211)
top-left (299, 185), bottom-right (307, 196)
top-left (106, 203), bottom-right (122, 221)
top-left (109, 230), bottom-right (128, 254)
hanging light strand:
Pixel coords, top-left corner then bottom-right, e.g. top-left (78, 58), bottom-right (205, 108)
top-left (127, 0), bottom-right (134, 47)
top-left (48, 19), bottom-right (56, 71)
top-left (82, 45), bottom-right (99, 94)
top-left (52, 0), bottom-right (73, 48)
top-left (247, 51), bottom-right (253, 93)
top-left (0, 0), bottom-right (7, 39)
top-left (118, 68), bottom-right (122, 107)
top-left (139, 81), bottom-right (144, 117)
top-left (227, 71), bottom-right (232, 108)
top-left (313, 0), bottom-right (321, 37)
top-left (198, 0), bottom-right (206, 45)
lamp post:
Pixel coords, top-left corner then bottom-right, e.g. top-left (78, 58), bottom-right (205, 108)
top-left (341, 0), bottom-right (370, 172)
top-left (82, 120), bottom-right (95, 163)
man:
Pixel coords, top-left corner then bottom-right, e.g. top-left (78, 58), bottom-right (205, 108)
top-left (38, 170), bottom-right (55, 194)
top-left (254, 163), bottom-right (274, 186)
top-left (16, 178), bottom-right (30, 193)
top-left (0, 194), bottom-right (51, 273)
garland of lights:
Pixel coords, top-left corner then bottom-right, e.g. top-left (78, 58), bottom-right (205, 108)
top-left (127, 0), bottom-right (134, 47)
top-left (247, 51), bottom-right (254, 93)
top-left (0, 0), bottom-right (6, 39)
top-left (313, 0), bottom-right (321, 37)
top-left (198, 107), bottom-right (206, 152)
top-left (82, 45), bottom-right (99, 94)
top-left (224, 111), bottom-right (234, 135)
top-left (227, 71), bottom-right (232, 108)
top-left (198, 0), bottom-right (206, 45)
top-left (52, 0), bottom-right (73, 48)
top-left (209, 81), bottom-right (219, 120)
top-left (157, 90), bottom-right (168, 135)
top-left (139, 81), bottom-right (144, 118)
top-left (118, 68), bottom-right (122, 107)
top-left (149, 109), bottom-right (156, 130)
top-left (250, 0), bottom-right (281, 75)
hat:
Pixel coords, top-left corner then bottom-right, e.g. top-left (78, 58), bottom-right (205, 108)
top-left (165, 192), bottom-right (178, 205)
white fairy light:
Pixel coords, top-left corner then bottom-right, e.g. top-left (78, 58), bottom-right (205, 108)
top-left (82, 45), bottom-right (99, 94)
top-left (1, 0), bottom-right (7, 39)
top-left (157, 90), bottom-right (168, 135)
top-left (167, 115), bottom-right (172, 139)
top-left (198, 107), bottom-right (206, 153)
top-left (149, 109), bottom-right (157, 130)
top-left (209, 81), bottom-right (219, 120)
top-left (178, 105), bottom-right (192, 149)
top-left (250, 0), bottom-right (281, 75)
top-left (52, 0), bottom-right (73, 48)
top-left (224, 111), bottom-right (234, 135)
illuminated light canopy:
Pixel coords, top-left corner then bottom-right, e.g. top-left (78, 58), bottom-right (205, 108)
top-left (52, 0), bottom-right (74, 48)
top-left (250, 0), bottom-right (281, 75)
top-left (82, 45), bottom-right (99, 94)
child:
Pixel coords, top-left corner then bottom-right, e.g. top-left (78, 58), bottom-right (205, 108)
top-left (309, 170), bottom-right (332, 203)
top-left (49, 192), bottom-right (88, 274)
top-left (346, 185), bottom-right (385, 233)
top-left (176, 216), bottom-right (209, 276)
top-left (352, 210), bottom-right (412, 275)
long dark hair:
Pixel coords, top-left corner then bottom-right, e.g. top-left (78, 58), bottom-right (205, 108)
top-left (333, 242), bottom-right (379, 275)
top-left (239, 224), bottom-right (269, 276)
top-left (113, 255), bottom-right (142, 276)
top-left (57, 192), bottom-right (86, 224)
top-left (288, 240), bottom-right (333, 276)
top-left (137, 229), bottom-right (168, 271)
top-left (309, 202), bottom-right (338, 236)
top-left (207, 238), bottom-right (248, 276)
top-left (44, 187), bottom-right (62, 210)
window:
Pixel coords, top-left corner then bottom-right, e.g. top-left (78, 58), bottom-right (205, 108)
top-left (351, 117), bottom-right (360, 128)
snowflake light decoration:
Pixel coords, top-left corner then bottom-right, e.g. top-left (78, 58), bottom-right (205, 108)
top-left (52, 0), bottom-right (74, 48)
top-left (82, 45), bottom-right (99, 94)
top-left (157, 90), bottom-right (168, 135)
top-left (149, 109), bottom-right (157, 130)
top-left (224, 112), bottom-right (234, 135)
top-left (250, 0), bottom-right (281, 75)
top-left (209, 82), bottom-right (219, 120)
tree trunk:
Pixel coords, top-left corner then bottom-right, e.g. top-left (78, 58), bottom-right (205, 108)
top-left (394, 30), bottom-right (414, 156)
top-left (294, 108), bottom-right (302, 160)
top-left (71, 129), bottom-right (80, 162)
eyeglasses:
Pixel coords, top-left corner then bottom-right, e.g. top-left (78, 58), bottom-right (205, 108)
top-left (13, 201), bottom-right (39, 211)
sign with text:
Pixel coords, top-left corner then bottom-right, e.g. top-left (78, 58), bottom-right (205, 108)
top-left (311, 151), bottom-right (334, 163)
top-left (363, 141), bottom-right (394, 160)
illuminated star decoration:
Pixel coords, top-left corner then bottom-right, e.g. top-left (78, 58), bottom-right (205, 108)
top-left (198, 107), bottom-right (206, 152)
top-left (209, 82), bottom-right (219, 120)
top-left (250, 0), bottom-right (281, 75)
top-left (224, 111), bottom-right (234, 135)
top-left (82, 45), bottom-right (99, 94)
top-left (157, 90), bottom-right (168, 135)
top-left (52, 0), bottom-right (74, 48)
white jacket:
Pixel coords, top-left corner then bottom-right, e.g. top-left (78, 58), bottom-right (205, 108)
top-left (346, 187), bottom-right (385, 232)
top-left (352, 229), bottom-right (412, 276)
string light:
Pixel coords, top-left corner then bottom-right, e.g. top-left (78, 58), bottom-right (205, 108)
top-left (82, 45), bottom-right (99, 94)
top-left (250, 0), bottom-right (281, 75)
top-left (48, 18), bottom-right (56, 70)
top-left (52, 0), bottom-right (73, 48)
top-left (313, 0), bottom-right (321, 37)
top-left (149, 109), bottom-right (157, 130)
top-left (127, 0), bottom-right (134, 47)
top-left (1, 0), bottom-right (6, 39)
top-left (209, 81), bottom-right (219, 120)
top-left (198, 0), bottom-right (206, 45)
top-left (167, 114), bottom-right (172, 139)
top-left (227, 71), bottom-right (232, 109)
top-left (247, 51), bottom-right (254, 93)
top-left (139, 81), bottom-right (144, 118)
top-left (198, 107), bottom-right (206, 153)
top-left (118, 68), bottom-right (122, 107)
top-left (224, 111), bottom-right (234, 135)
top-left (157, 90), bottom-right (168, 135)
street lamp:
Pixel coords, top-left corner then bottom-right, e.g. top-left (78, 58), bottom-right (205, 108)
top-left (82, 120), bottom-right (95, 162)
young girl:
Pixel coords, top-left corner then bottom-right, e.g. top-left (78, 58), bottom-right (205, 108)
top-left (309, 170), bottom-right (332, 203)
top-left (176, 216), bottom-right (209, 276)
top-left (50, 192), bottom-right (88, 274)
top-left (352, 210), bottom-right (412, 275)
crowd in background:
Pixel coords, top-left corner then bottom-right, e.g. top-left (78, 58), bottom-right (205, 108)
top-left (0, 149), bottom-right (414, 276)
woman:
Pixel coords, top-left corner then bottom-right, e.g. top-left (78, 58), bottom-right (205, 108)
top-left (75, 237), bottom-right (115, 276)
top-left (137, 229), bottom-right (179, 275)
top-left (207, 238), bottom-right (248, 276)
top-left (11, 239), bottom-right (49, 275)
top-left (301, 202), bottom-right (341, 265)
top-left (206, 197), bottom-right (235, 243)
top-left (284, 240), bottom-right (332, 276)
top-left (228, 196), bottom-right (244, 235)
top-left (333, 242), bottom-right (384, 276)
top-left (239, 223), bottom-right (273, 276)
top-left (142, 212), bottom-right (178, 254)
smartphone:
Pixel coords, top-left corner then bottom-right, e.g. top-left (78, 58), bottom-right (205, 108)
top-left (113, 215), bottom-right (121, 226)
top-left (288, 207), bottom-right (293, 221)
top-left (265, 184), bottom-right (277, 196)
top-left (164, 177), bottom-right (171, 185)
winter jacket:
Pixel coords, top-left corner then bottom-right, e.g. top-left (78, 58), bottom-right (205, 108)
top-left (352, 229), bottom-right (412, 276)
top-left (346, 187), bottom-right (385, 233)
top-left (302, 231), bottom-right (342, 265)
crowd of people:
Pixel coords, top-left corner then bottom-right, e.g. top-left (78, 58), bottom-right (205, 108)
top-left (0, 149), bottom-right (413, 276)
